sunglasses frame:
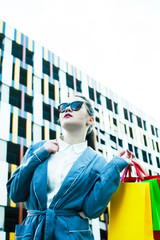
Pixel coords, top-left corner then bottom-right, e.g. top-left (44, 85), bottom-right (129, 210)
top-left (58, 101), bottom-right (84, 113)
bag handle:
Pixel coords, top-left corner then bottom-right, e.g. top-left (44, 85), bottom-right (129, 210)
top-left (121, 160), bottom-right (147, 182)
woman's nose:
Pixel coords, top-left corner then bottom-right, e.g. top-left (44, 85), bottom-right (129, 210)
top-left (65, 105), bottom-right (72, 112)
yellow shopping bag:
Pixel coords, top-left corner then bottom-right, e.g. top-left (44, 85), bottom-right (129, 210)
top-left (108, 182), bottom-right (154, 240)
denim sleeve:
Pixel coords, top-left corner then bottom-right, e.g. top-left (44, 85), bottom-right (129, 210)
top-left (6, 143), bottom-right (50, 203)
top-left (82, 156), bottom-right (128, 219)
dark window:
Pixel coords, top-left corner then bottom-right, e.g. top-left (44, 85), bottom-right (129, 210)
top-left (118, 138), bottom-right (123, 147)
top-left (9, 87), bottom-right (21, 108)
top-left (142, 150), bottom-right (148, 163)
top-left (110, 134), bottom-right (116, 143)
top-left (7, 142), bottom-right (20, 165)
top-left (155, 128), bottom-right (159, 138)
top-left (49, 83), bottom-right (55, 100)
top-left (98, 149), bottom-right (103, 154)
top-left (151, 125), bottom-right (155, 135)
top-left (123, 108), bottom-right (128, 120)
top-left (100, 139), bottom-right (105, 145)
top-left (43, 103), bottom-right (51, 121)
top-left (20, 67), bottom-right (27, 86)
top-left (128, 143), bottom-right (133, 152)
top-left (42, 126), bottom-right (44, 140)
top-left (137, 116), bottom-right (142, 128)
top-left (96, 91), bottom-right (101, 105)
top-left (143, 120), bottom-right (147, 130)
top-left (0, 33), bottom-right (4, 50)
top-left (41, 79), bottom-right (44, 94)
top-left (0, 56), bottom-right (3, 74)
top-left (156, 142), bottom-right (160, 153)
top-left (143, 135), bottom-right (147, 146)
top-left (43, 59), bottom-right (50, 75)
top-left (124, 124), bottom-right (127, 134)
top-left (134, 146), bottom-right (139, 159)
top-left (148, 153), bottom-right (153, 165)
top-left (50, 129), bottom-right (56, 139)
top-left (25, 94), bottom-right (33, 113)
top-left (26, 49), bottom-right (33, 66)
top-left (66, 73), bottom-right (74, 89)
top-left (106, 97), bottom-right (113, 111)
top-left (129, 127), bottom-right (133, 138)
top-left (114, 102), bottom-right (118, 114)
top-left (148, 169), bottom-right (152, 176)
top-left (152, 140), bottom-right (155, 150)
top-left (12, 41), bottom-right (23, 60)
top-left (156, 157), bottom-right (160, 168)
top-left (53, 65), bottom-right (59, 80)
top-left (129, 112), bottom-right (133, 123)
top-left (76, 79), bottom-right (82, 92)
top-left (54, 107), bottom-right (60, 124)
top-left (89, 87), bottom-right (94, 101)
top-left (113, 118), bottom-right (117, 126)
top-left (4, 206), bottom-right (27, 233)
top-left (18, 117), bottom-right (26, 138)
top-left (95, 116), bottom-right (100, 123)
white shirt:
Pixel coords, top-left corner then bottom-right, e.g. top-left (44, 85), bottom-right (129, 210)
top-left (47, 136), bottom-right (88, 207)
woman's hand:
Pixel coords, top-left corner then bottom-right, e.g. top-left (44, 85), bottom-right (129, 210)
top-left (118, 149), bottom-right (135, 166)
top-left (44, 140), bottom-right (59, 154)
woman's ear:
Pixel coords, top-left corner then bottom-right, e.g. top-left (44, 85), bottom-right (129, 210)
top-left (87, 116), bottom-right (94, 126)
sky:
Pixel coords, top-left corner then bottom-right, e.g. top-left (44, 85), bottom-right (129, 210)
top-left (1, 0), bottom-right (160, 125)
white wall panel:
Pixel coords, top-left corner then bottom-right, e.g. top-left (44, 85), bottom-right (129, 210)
top-left (59, 69), bottom-right (66, 86)
top-left (34, 43), bottom-right (42, 79)
top-left (0, 102), bottom-right (11, 141)
top-left (0, 140), bottom-right (7, 162)
top-left (33, 123), bottom-right (42, 143)
top-left (33, 92), bottom-right (43, 125)
top-left (81, 73), bottom-right (89, 98)
top-left (1, 51), bottom-right (13, 87)
top-left (1, 84), bottom-right (9, 103)
top-left (0, 207), bottom-right (5, 230)
top-left (59, 58), bottom-right (67, 72)
top-left (5, 23), bottom-right (14, 40)
top-left (0, 162), bottom-right (8, 206)
top-left (3, 37), bottom-right (12, 54)
top-left (33, 76), bottom-right (41, 93)
top-left (0, 231), bottom-right (6, 240)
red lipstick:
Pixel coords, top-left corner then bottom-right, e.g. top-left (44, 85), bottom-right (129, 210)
top-left (64, 113), bottom-right (73, 118)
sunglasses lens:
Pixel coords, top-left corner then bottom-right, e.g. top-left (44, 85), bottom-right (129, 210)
top-left (58, 103), bottom-right (68, 113)
top-left (71, 101), bottom-right (83, 111)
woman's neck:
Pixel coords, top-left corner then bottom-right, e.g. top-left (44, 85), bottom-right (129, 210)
top-left (62, 131), bottom-right (86, 145)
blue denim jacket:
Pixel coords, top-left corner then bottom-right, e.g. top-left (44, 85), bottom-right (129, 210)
top-left (7, 140), bottom-right (128, 240)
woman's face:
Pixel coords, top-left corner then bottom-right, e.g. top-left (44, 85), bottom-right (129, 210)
top-left (59, 96), bottom-right (93, 133)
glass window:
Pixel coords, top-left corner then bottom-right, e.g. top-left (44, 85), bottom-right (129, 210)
top-left (66, 73), bottom-right (74, 89)
top-left (43, 103), bottom-right (51, 121)
top-left (106, 97), bottom-right (113, 111)
top-left (123, 108), bottom-right (128, 120)
top-left (25, 94), bottom-right (33, 114)
top-left (49, 83), bottom-right (55, 100)
top-left (151, 125), bottom-right (155, 135)
top-left (142, 150), bottom-right (148, 163)
top-left (12, 41), bottom-right (23, 60)
top-left (7, 142), bottom-right (20, 165)
top-left (134, 146), bottom-right (139, 159)
top-left (20, 67), bottom-right (27, 86)
top-left (137, 116), bottom-right (142, 128)
top-left (156, 157), bottom-right (160, 168)
top-left (0, 33), bottom-right (4, 50)
top-left (53, 65), bottom-right (59, 80)
top-left (9, 87), bottom-right (21, 108)
top-left (43, 59), bottom-right (50, 75)
top-left (18, 117), bottom-right (26, 138)
top-left (26, 49), bottom-right (33, 66)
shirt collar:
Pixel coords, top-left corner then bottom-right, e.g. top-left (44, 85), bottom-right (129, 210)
top-left (57, 136), bottom-right (87, 154)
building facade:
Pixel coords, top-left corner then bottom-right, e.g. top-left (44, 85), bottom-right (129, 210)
top-left (0, 19), bottom-right (160, 240)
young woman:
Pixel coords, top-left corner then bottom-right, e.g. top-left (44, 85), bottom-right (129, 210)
top-left (7, 95), bottom-right (134, 240)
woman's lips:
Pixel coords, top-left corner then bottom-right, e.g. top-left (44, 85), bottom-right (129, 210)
top-left (64, 114), bottom-right (73, 118)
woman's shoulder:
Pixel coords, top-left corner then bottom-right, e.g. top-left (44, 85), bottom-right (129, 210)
top-left (87, 147), bottom-right (108, 173)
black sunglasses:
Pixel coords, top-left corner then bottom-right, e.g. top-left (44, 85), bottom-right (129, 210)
top-left (58, 101), bottom-right (84, 113)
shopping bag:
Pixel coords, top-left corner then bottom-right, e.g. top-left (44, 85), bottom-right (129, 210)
top-left (108, 182), bottom-right (153, 240)
top-left (108, 161), bottom-right (154, 240)
top-left (143, 179), bottom-right (160, 231)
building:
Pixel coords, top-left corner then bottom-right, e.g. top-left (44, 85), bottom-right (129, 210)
top-left (0, 18), bottom-right (160, 240)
